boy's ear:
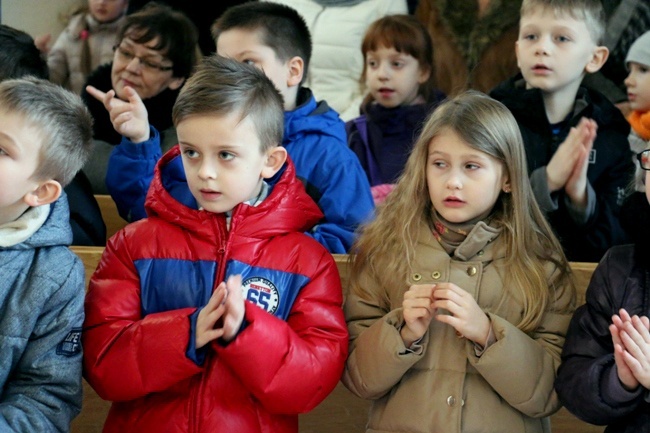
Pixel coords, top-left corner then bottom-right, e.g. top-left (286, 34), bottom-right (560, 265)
top-left (286, 56), bottom-right (304, 87)
top-left (261, 146), bottom-right (288, 179)
top-left (167, 76), bottom-right (186, 91)
top-left (585, 45), bottom-right (609, 74)
top-left (23, 179), bottom-right (62, 207)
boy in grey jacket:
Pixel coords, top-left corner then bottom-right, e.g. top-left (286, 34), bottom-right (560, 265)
top-left (0, 77), bottom-right (93, 431)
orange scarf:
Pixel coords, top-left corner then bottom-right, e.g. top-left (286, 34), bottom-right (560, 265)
top-left (628, 110), bottom-right (650, 140)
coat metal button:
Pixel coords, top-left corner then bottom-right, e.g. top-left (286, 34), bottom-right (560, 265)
top-left (446, 396), bottom-right (457, 406)
top-left (431, 271), bottom-right (441, 279)
top-left (412, 273), bottom-right (422, 281)
top-left (466, 266), bottom-right (477, 276)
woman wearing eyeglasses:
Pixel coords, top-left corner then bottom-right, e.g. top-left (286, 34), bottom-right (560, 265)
top-left (82, 2), bottom-right (198, 146)
top-left (80, 2), bottom-right (198, 194)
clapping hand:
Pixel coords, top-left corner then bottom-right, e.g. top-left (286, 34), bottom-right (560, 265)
top-left (546, 117), bottom-right (597, 209)
top-left (610, 308), bottom-right (650, 390)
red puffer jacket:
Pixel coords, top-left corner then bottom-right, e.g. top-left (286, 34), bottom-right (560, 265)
top-left (83, 147), bottom-right (348, 433)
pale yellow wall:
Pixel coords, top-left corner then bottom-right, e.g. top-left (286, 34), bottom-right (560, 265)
top-left (2, 0), bottom-right (83, 41)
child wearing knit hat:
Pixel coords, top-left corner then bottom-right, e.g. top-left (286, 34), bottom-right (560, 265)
top-left (625, 30), bottom-right (650, 191)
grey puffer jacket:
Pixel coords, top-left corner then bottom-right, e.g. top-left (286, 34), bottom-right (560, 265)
top-left (555, 244), bottom-right (650, 433)
top-left (0, 194), bottom-right (86, 432)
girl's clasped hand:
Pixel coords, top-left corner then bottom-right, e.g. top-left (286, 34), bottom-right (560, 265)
top-left (401, 283), bottom-right (490, 347)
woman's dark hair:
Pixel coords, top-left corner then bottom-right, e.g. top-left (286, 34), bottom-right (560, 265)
top-left (117, 2), bottom-right (199, 78)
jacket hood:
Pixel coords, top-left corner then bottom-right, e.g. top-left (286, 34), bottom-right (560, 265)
top-left (283, 87), bottom-right (343, 146)
top-left (491, 74), bottom-right (630, 135)
top-left (144, 146), bottom-right (324, 241)
top-left (4, 192), bottom-right (73, 251)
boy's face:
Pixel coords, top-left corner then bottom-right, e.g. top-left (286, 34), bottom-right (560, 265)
top-left (177, 113), bottom-right (283, 214)
top-left (216, 29), bottom-right (295, 109)
top-left (625, 62), bottom-right (650, 112)
top-left (516, 7), bottom-right (603, 94)
top-left (0, 109), bottom-right (43, 225)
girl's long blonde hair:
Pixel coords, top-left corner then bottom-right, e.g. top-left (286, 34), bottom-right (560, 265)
top-left (351, 91), bottom-right (575, 332)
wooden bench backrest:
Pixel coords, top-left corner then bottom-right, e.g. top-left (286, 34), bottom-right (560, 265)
top-left (95, 195), bottom-right (128, 242)
top-left (69, 247), bottom-right (603, 433)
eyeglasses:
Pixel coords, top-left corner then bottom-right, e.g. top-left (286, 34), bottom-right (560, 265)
top-left (637, 149), bottom-right (650, 171)
top-left (113, 44), bottom-right (173, 73)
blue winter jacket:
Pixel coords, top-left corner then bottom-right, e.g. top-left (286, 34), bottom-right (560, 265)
top-left (106, 87), bottom-right (374, 253)
top-left (0, 194), bottom-right (85, 431)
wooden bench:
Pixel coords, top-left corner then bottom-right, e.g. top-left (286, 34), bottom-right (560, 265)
top-left (95, 195), bottom-right (128, 242)
top-left (69, 247), bottom-right (604, 433)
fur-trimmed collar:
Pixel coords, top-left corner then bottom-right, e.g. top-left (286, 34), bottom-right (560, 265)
top-left (435, 0), bottom-right (522, 68)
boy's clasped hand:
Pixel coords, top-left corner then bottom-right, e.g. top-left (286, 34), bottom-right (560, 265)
top-left (196, 275), bottom-right (246, 349)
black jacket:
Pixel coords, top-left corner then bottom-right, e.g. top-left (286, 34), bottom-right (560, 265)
top-left (555, 240), bottom-right (650, 432)
top-left (491, 75), bottom-right (633, 262)
top-left (65, 171), bottom-right (106, 246)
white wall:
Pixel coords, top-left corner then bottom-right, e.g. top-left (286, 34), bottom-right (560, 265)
top-left (2, 0), bottom-right (83, 41)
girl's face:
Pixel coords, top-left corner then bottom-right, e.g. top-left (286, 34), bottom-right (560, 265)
top-left (625, 62), bottom-right (650, 113)
top-left (364, 45), bottom-right (429, 108)
top-left (89, 0), bottom-right (128, 24)
top-left (426, 128), bottom-right (509, 223)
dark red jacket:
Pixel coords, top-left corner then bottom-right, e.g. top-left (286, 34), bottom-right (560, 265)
top-left (83, 147), bottom-right (348, 433)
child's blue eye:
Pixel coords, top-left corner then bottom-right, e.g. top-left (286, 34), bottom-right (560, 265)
top-left (556, 35), bottom-right (571, 42)
top-left (522, 34), bottom-right (536, 41)
top-left (219, 151), bottom-right (234, 160)
top-left (465, 163), bottom-right (480, 170)
top-left (183, 148), bottom-right (199, 159)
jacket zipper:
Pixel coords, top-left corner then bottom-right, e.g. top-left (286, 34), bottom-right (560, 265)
top-left (190, 215), bottom-right (229, 433)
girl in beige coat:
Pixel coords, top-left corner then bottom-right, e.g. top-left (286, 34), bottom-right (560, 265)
top-left (343, 91), bottom-right (576, 433)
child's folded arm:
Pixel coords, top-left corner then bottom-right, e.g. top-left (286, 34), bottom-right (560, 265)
top-left (82, 233), bottom-right (203, 402)
top-left (304, 138), bottom-right (374, 254)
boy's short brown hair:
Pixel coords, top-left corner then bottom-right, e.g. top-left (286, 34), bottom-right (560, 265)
top-left (172, 55), bottom-right (284, 152)
top-left (0, 78), bottom-right (93, 186)
top-left (520, 0), bottom-right (606, 44)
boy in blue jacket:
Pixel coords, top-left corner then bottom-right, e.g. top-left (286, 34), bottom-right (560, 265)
top-left (0, 77), bottom-right (93, 430)
top-left (97, 2), bottom-right (374, 253)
